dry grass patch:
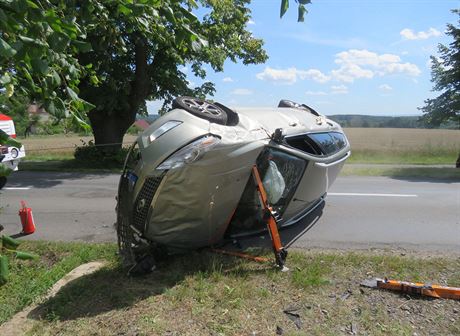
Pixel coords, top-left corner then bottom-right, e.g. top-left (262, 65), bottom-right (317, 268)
top-left (344, 128), bottom-right (459, 165)
top-left (23, 249), bottom-right (460, 336)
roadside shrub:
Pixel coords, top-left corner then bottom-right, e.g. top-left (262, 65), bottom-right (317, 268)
top-left (74, 140), bottom-right (129, 169)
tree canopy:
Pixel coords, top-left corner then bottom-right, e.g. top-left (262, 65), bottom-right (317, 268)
top-left (421, 9), bottom-right (460, 128)
top-left (0, 0), bottom-right (93, 126)
top-left (1, 0), bottom-right (267, 147)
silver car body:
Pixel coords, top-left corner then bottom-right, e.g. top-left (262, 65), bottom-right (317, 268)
top-left (117, 106), bottom-right (350, 252)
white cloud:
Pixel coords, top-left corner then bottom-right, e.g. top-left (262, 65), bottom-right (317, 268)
top-left (305, 91), bottom-right (327, 96)
top-left (231, 88), bottom-right (253, 95)
top-left (256, 67), bottom-right (330, 85)
top-left (400, 27), bottom-right (441, 40)
top-left (331, 85), bottom-right (348, 94)
top-left (222, 77), bottom-right (233, 82)
top-left (248, 19), bottom-right (256, 25)
top-left (331, 49), bottom-right (421, 82)
top-left (299, 69), bottom-right (330, 83)
top-left (379, 84), bottom-right (393, 92)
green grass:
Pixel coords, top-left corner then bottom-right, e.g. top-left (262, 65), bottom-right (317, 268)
top-left (341, 165), bottom-right (460, 179)
top-left (1, 242), bottom-right (457, 335)
top-left (0, 241), bottom-right (117, 325)
top-left (347, 148), bottom-right (458, 165)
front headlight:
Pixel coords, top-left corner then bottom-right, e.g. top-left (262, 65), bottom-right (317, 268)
top-left (156, 135), bottom-right (221, 170)
top-left (148, 120), bottom-right (182, 144)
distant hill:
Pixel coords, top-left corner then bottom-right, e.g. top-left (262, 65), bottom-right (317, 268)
top-left (327, 114), bottom-right (458, 129)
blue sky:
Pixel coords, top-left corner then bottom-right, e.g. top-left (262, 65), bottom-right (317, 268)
top-left (147, 0), bottom-right (458, 116)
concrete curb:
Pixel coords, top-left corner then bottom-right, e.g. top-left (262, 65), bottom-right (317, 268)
top-left (0, 261), bottom-right (106, 336)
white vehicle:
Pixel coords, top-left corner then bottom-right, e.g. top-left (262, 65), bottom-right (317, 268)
top-left (0, 114), bottom-right (26, 189)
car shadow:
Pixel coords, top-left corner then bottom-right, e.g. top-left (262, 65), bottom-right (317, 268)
top-left (28, 204), bottom-right (324, 322)
top-left (27, 251), bottom-right (265, 322)
top-left (5, 171), bottom-right (118, 189)
top-left (387, 168), bottom-right (460, 184)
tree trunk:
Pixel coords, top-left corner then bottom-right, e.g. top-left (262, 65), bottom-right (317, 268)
top-left (456, 152), bottom-right (460, 168)
top-left (84, 36), bottom-right (150, 151)
top-left (88, 111), bottom-right (133, 152)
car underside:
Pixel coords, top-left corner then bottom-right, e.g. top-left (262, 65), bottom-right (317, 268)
top-left (116, 97), bottom-right (350, 273)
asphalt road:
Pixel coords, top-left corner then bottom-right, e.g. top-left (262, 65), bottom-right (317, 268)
top-left (1, 171), bottom-right (459, 252)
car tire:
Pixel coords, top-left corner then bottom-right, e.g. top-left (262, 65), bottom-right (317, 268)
top-left (172, 97), bottom-right (228, 125)
top-left (0, 176), bottom-right (6, 190)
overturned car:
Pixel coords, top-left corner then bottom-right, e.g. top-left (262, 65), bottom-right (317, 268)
top-left (117, 97), bottom-right (350, 270)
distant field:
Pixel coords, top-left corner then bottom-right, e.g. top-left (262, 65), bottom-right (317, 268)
top-left (18, 128), bottom-right (459, 164)
top-left (20, 134), bottom-right (137, 160)
top-left (344, 128), bottom-right (459, 164)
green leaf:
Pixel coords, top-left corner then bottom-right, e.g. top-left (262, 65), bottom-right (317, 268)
top-left (26, 0), bottom-right (40, 9)
top-left (45, 99), bottom-right (57, 115)
top-left (50, 70), bottom-right (61, 87)
top-left (2, 235), bottom-right (21, 250)
top-left (70, 111), bottom-right (91, 131)
top-left (67, 87), bottom-right (79, 101)
top-left (297, 4), bottom-right (308, 22)
top-left (0, 73), bottom-right (11, 85)
top-left (0, 38), bottom-right (17, 58)
top-left (18, 35), bottom-right (47, 47)
top-left (15, 251), bottom-right (38, 260)
top-left (280, 0), bottom-right (289, 18)
top-left (72, 40), bottom-right (93, 52)
top-left (117, 4), bottom-right (132, 15)
top-left (81, 98), bottom-right (96, 112)
top-left (31, 58), bottom-right (49, 74)
top-left (298, 0), bottom-right (311, 4)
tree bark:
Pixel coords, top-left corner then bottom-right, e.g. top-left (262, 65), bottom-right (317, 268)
top-left (85, 35), bottom-right (150, 150)
top-left (88, 110), bottom-right (133, 151)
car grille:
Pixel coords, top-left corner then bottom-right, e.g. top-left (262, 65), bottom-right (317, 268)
top-left (117, 172), bottom-right (165, 266)
top-left (132, 175), bottom-right (164, 232)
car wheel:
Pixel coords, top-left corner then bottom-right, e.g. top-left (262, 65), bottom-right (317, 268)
top-left (0, 176), bottom-right (6, 190)
top-left (172, 96), bottom-right (228, 125)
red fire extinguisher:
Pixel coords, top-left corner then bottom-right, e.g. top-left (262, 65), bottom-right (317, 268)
top-left (18, 201), bottom-right (35, 234)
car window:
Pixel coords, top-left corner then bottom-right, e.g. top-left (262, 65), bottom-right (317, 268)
top-left (286, 132), bottom-right (348, 156)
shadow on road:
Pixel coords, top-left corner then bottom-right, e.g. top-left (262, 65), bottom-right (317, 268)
top-left (6, 171), bottom-right (118, 189)
top-left (387, 167), bottom-right (460, 184)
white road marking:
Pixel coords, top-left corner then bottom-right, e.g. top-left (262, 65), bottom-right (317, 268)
top-left (329, 192), bottom-right (417, 198)
top-left (4, 187), bottom-right (31, 190)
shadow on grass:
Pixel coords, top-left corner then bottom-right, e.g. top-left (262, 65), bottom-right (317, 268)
top-left (27, 252), bottom-right (239, 321)
top-left (27, 204), bottom-right (324, 322)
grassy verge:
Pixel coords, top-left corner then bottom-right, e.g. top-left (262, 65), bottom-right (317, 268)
top-left (341, 165), bottom-right (460, 179)
top-left (347, 149), bottom-right (458, 165)
top-left (1, 242), bottom-right (459, 335)
top-left (0, 241), bottom-right (117, 325)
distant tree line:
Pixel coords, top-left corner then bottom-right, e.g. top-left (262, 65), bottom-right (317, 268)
top-left (328, 115), bottom-right (459, 129)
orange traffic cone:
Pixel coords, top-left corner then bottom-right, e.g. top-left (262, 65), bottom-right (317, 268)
top-left (18, 201), bottom-right (35, 234)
